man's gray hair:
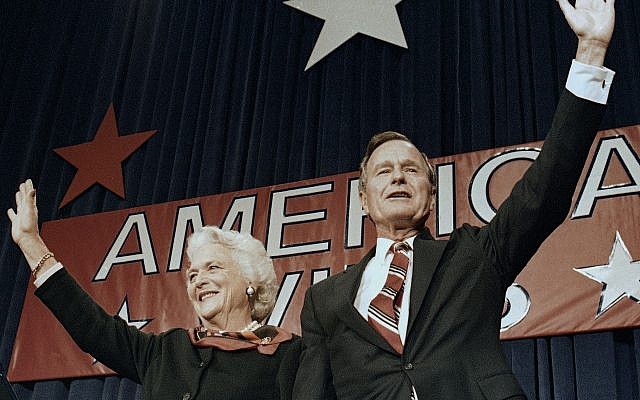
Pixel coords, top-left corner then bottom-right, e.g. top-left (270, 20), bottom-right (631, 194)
top-left (186, 226), bottom-right (278, 322)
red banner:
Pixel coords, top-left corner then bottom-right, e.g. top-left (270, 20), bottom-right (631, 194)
top-left (9, 125), bottom-right (640, 382)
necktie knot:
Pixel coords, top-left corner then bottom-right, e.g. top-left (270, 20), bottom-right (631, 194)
top-left (392, 241), bottom-right (409, 254)
top-left (391, 241), bottom-right (410, 270)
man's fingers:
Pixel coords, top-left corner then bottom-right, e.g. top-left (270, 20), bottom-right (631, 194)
top-left (557, 0), bottom-right (574, 18)
top-left (589, 0), bottom-right (605, 11)
top-left (7, 208), bottom-right (16, 223)
top-left (575, 0), bottom-right (588, 8)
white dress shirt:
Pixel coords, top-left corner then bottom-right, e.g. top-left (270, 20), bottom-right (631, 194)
top-left (354, 236), bottom-right (416, 343)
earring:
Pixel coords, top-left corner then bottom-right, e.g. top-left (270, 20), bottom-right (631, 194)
top-left (246, 286), bottom-right (256, 296)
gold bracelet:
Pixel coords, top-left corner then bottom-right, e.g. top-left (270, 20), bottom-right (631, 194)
top-left (33, 252), bottom-right (54, 278)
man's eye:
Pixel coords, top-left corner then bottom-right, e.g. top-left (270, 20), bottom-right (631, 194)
top-left (208, 265), bottom-right (220, 271)
top-left (378, 169), bottom-right (391, 175)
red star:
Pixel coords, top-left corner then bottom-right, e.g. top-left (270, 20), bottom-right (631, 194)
top-left (54, 104), bottom-right (156, 208)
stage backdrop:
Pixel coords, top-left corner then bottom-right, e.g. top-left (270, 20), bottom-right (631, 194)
top-left (3, 0), bottom-right (640, 399)
top-left (9, 125), bottom-right (640, 382)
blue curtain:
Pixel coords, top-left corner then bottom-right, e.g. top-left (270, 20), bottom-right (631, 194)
top-left (1, 0), bottom-right (639, 398)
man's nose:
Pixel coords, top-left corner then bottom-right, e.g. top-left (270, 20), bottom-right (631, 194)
top-left (391, 167), bottom-right (406, 183)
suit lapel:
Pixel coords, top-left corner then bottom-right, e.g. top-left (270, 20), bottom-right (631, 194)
top-left (335, 248), bottom-right (397, 354)
top-left (408, 230), bottom-right (447, 332)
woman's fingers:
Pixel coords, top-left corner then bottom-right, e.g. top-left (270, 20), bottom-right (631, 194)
top-left (15, 189), bottom-right (22, 213)
top-left (13, 179), bottom-right (37, 216)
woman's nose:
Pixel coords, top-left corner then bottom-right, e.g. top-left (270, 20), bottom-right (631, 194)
top-left (193, 273), bottom-right (205, 287)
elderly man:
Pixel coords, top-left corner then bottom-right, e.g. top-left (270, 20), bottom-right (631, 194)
top-left (293, 0), bottom-right (615, 399)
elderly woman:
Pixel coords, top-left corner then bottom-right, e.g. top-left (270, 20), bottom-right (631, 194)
top-left (7, 179), bottom-right (300, 400)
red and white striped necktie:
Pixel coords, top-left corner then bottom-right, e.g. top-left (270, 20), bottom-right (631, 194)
top-left (367, 241), bottom-right (410, 354)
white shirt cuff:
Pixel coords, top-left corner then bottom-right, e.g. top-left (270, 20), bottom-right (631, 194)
top-left (566, 59), bottom-right (615, 105)
top-left (34, 262), bottom-right (64, 287)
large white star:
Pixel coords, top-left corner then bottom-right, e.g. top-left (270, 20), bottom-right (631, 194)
top-left (284, 0), bottom-right (408, 70)
top-left (574, 231), bottom-right (640, 318)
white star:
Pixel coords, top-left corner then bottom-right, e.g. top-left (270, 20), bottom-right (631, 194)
top-left (284, 0), bottom-right (408, 70)
top-left (116, 295), bottom-right (153, 330)
top-left (574, 231), bottom-right (640, 318)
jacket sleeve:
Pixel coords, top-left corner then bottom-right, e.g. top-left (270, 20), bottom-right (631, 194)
top-left (35, 268), bottom-right (159, 383)
top-left (292, 288), bottom-right (337, 400)
top-left (276, 335), bottom-right (302, 400)
top-left (483, 89), bottom-right (606, 287)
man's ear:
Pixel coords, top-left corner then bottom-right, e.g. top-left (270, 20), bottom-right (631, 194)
top-left (429, 188), bottom-right (436, 212)
top-left (359, 191), bottom-right (369, 215)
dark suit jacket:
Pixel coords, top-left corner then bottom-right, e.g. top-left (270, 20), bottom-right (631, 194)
top-left (36, 269), bottom-right (301, 400)
top-left (293, 90), bottom-right (606, 400)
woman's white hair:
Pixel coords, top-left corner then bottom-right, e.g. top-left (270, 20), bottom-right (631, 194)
top-left (186, 226), bottom-right (278, 322)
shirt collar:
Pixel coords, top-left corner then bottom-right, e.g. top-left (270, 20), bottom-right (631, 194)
top-left (374, 235), bottom-right (416, 263)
